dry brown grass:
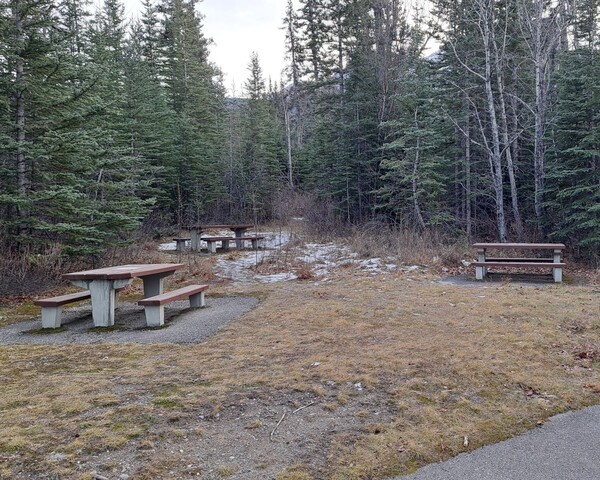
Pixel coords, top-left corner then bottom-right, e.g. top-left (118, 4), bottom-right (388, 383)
top-left (344, 226), bottom-right (469, 268)
top-left (0, 266), bottom-right (599, 479)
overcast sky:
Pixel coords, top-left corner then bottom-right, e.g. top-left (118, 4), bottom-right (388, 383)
top-left (122, 0), bottom-right (296, 95)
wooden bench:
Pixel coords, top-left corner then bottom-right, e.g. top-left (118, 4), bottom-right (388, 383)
top-left (35, 291), bottom-right (92, 329)
top-left (173, 237), bottom-right (190, 252)
top-left (473, 243), bottom-right (566, 282)
top-left (201, 236), bottom-right (265, 253)
top-left (138, 284), bottom-right (209, 327)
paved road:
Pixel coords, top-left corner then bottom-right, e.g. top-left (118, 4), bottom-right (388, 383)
top-left (393, 406), bottom-right (600, 479)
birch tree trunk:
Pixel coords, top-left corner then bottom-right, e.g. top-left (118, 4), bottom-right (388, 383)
top-left (479, 0), bottom-right (508, 242)
top-left (412, 110), bottom-right (426, 230)
top-left (518, 0), bottom-right (566, 231)
top-left (491, 15), bottom-right (524, 240)
top-left (464, 100), bottom-right (472, 240)
top-left (283, 101), bottom-right (294, 188)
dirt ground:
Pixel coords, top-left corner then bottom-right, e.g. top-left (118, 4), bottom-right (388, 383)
top-left (1, 240), bottom-right (599, 480)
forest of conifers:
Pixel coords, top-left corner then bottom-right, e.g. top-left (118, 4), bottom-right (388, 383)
top-left (1, 0), bottom-right (599, 258)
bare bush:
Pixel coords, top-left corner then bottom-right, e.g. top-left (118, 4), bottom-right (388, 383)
top-left (271, 189), bottom-right (315, 224)
top-left (295, 263), bottom-right (315, 280)
top-left (0, 244), bottom-right (66, 299)
top-left (345, 223), bottom-right (470, 267)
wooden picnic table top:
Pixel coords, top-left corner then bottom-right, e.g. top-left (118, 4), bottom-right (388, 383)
top-left (184, 224), bottom-right (255, 231)
top-left (63, 263), bottom-right (184, 281)
top-left (473, 243), bottom-right (565, 250)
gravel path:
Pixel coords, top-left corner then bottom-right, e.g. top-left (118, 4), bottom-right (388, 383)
top-left (0, 296), bottom-right (259, 345)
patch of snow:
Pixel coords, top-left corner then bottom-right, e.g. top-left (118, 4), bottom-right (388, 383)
top-left (255, 272), bottom-right (298, 283)
top-left (215, 231), bottom-right (293, 284)
top-left (159, 242), bottom-right (176, 251)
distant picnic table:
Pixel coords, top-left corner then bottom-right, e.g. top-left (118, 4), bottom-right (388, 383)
top-left (472, 243), bottom-right (566, 282)
top-left (182, 224), bottom-right (259, 252)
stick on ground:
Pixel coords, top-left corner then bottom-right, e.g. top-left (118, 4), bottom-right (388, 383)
top-left (270, 412), bottom-right (286, 440)
top-left (293, 401), bottom-right (315, 414)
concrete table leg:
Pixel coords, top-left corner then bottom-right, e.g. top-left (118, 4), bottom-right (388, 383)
top-left (477, 248), bottom-right (487, 279)
top-left (142, 272), bottom-right (173, 298)
top-left (222, 239), bottom-right (230, 250)
top-left (190, 230), bottom-right (199, 251)
top-left (207, 241), bottom-right (216, 253)
top-left (71, 279), bottom-right (132, 327)
top-left (235, 229), bottom-right (247, 249)
top-left (553, 249), bottom-right (563, 282)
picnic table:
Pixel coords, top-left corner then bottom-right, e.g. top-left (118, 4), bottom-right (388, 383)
top-left (472, 243), bottom-right (566, 282)
top-left (63, 263), bottom-right (183, 327)
top-left (185, 224), bottom-right (256, 251)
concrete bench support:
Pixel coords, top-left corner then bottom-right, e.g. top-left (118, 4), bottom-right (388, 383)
top-left (139, 284), bottom-right (209, 327)
top-left (174, 238), bottom-right (190, 252)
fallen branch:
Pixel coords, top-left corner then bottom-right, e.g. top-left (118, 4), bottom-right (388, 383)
top-left (293, 401), bottom-right (315, 414)
top-left (270, 412), bottom-right (286, 440)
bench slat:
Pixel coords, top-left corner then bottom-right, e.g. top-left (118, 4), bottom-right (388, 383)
top-left (34, 291), bottom-right (91, 307)
top-left (473, 243), bottom-right (565, 250)
top-left (473, 262), bottom-right (565, 267)
top-left (201, 236), bottom-right (265, 241)
top-left (485, 257), bottom-right (555, 262)
top-left (139, 285), bottom-right (209, 306)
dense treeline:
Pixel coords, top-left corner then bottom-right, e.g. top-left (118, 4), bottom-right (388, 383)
top-left (1, 0), bottom-right (599, 259)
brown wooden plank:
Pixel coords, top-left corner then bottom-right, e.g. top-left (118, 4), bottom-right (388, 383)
top-left (485, 257), bottom-right (555, 262)
top-left (201, 236), bottom-right (265, 241)
top-left (138, 285), bottom-right (209, 306)
top-left (34, 290), bottom-right (91, 307)
top-left (184, 224), bottom-right (255, 230)
top-left (473, 262), bottom-right (565, 267)
top-left (473, 243), bottom-right (565, 250)
top-left (63, 263), bottom-right (183, 281)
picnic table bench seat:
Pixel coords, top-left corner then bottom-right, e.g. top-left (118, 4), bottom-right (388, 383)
top-left (201, 235), bottom-right (265, 253)
top-left (472, 261), bottom-right (566, 268)
top-left (138, 284), bottom-right (208, 327)
top-left (35, 291), bottom-right (92, 329)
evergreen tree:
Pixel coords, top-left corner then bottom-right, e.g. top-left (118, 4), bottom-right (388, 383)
top-left (546, 2), bottom-right (600, 253)
top-left (240, 54), bottom-right (285, 219)
top-left (380, 58), bottom-right (452, 229)
top-left (160, 0), bottom-right (226, 224)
